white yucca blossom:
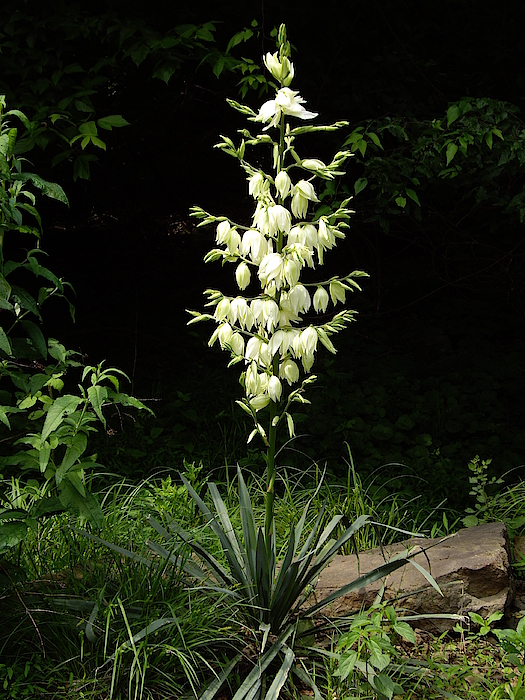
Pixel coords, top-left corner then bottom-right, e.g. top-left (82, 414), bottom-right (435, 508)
top-left (240, 229), bottom-right (268, 264)
top-left (279, 358), bottom-right (300, 385)
top-left (217, 322), bottom-right (234, 348)
top-left (275, 170), bottom-right (291, 199)
top-left (268, 204), bottom-right (291, 235)
top-left (248, 172), bottom-right (268, 198)
top-left (313, 286), bottom-right (329, 313)
top-left (329, 280), bottom-right (346, 305)
top-left (214, 297), bottom-right (231, 321)
top-left (252, 202), bottom-right (271, 235)
top-left (255, 87), bottom-right (318, 130)
top-left (291, 180), bottom-right (319, 218)
top-left (230, 333), bottom-right (245, 356)
top-left (250, 394), bottom-right (270, 411)
top-left (287, 284), bottom-right (311, 315)
top-left (267, 375), bottom-right (282, 402)
top-left (258, 253), bottom-right (285, 289)
top-left (263, 52), bottom-right (294, 85)
top-left (251, 297), bottom-right (280, 332)
top-left (230, 297), bottom-right (254, 329)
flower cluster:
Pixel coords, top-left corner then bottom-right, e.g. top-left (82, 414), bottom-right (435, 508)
top-left (189, 29), bottom-right (368, 441)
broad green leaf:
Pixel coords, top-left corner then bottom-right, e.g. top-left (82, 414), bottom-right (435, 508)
top-left (393, 620), bottom-right (416, 643)
top-left (446, 141), bottom-right (458, 165)
top-left (373, 673), bottom-right (397, 699)
top-left (97, 115), bottom-right (130, 130)
top-left (0, 326), bottom-right (13, 356)
top-left (263, 644), bottom-right (294, 700)
top-left (56, 433), bottom-right (88, 483)
top-left (366, 131), bottom-right (382, 148)
top-left (0, 521), bottom-right (28, 550)
top-left (406, 188), bottom-right (420, 206)
top-left (395, 196), bottom-right (406, 208)
top-left (354, 177), bottom-right (368, 195)
top-left (446, 104), bottom-right (460, 127)
top-left (41, 394), bottom-right (83, 443)
top-left (12, 173), bottom-right (69, 204)
top-left (58, 480), bottom-right (103, 528)
top-left (20, 320), bottom-right (47, 358)
top-left (38, 440), bottom-right (51, 472)
top-left (87, 384), bottom-right (108, 426)
top-left (11, 285), bottom-right (41, 319)
top-left (0, 407), bottom-right (11, 428)
top-left (484, 130), bottom-right (493, 149)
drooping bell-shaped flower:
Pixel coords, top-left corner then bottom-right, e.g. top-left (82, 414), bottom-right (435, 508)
top-left (230, 332), bottom-right (245, 356)
top-left (313, 286), bottom-right (329, 313)
top-left (287, 284), bottom-right (311, 315)
top-left (214, 297), bottom-right (231, 321)
top-left (279, 358), bottom-right (300, 385)
top-left (268, 375), bottom-right (283, 403)
top-left (240, 229), bottom-right (267, 264)
top-left (329, 280), bottom-right (346, 306)
top-left (291, 180), bottom-right (319, 219)
top-left (268, 204), bottom-right (291, 235)
top-left (275, 170), bottom-right (292, 200)
top-left (230, 297), bottom-right (254, 329)
top-left (258, 252), bottom-right (285, 289)
top-left (248, 172), bottom-right (267, 198)
top-left (250, 394), bottom-right (271, 411)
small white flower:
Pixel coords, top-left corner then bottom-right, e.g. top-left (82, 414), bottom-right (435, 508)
top-left (268, 204), bottom-right (291, 235)
top-left (214, 297), bottom-right (231, 321)
top-left (263, 52), bottom-right (294, 85)
top-left (250, 394), bottom-right (270, 411)
top-left (268, 375), bottom-right (282, 402)
top-left (284, 259), bottom-right (300, 287)
top-left (329, 280), bottom-right (346, 306)
top-left (230, 333), bottom-right (245, 356)
top-left (216, 220), bottom-right (231, 244)
top-left (291, 180), bottom-right (319, 219)
top-left (218, 322), bottom-right (233, 348)
top-left (240, 229), bottom-right (267, 264)
top-left (313, 287), bottom-right (329, 313)
top-left (279, 358), bottom-right (300, 385)
top-left (252, 202), bottom-right (271, 235)
top-left (230, 297), bottom-right (254, 329)
top-left (275, 170), bottom-right (292, 199)
top-left (258, 253), bottom-right (285, 289)
top-left (255, 87), bottom-right (318, 129)
top-left (248, 172), bottom-right (267, 198)
top-left (302, 158), bottom-right (326, 172)
top-left (288, 284), bottom-right (311, 315)
top-left (235, 262), bottom-right (251, 290)
top-left (297, 326), bottom-right (318, 356)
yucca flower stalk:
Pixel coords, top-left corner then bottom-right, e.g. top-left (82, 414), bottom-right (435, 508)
top-left (189, 25), bottom-right (368, 554)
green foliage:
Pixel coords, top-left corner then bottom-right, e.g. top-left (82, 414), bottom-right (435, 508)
top-left (462, 455), bottom-right (504, 527)
top-left (0, 98), bottom-right (152, 557)
top-left (0, 4), bottom-right (221, 179)
top-left (335, 597), bottom-right (416, 700)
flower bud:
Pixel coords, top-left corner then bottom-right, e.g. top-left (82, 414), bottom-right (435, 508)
top-left (268, 375), bottom-right (282, 402)
top-left (230, 332), bottom-right (245, 356)
top-left (218, 323), bottom-right (233, 347)
top-left (216, 221), bottom-right (231, 244)
top-left (215, 297), bottom-right (231, 321)
top-left (235, 262), bottom-right (251, 290)
top-left (250, 394), bottom-right (271, 411)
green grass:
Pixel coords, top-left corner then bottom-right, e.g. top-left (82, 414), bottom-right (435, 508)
top-left (1, 457), bottom-right (524, 699)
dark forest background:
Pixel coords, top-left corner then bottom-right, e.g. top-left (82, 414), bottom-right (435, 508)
top-left (1, 0), bottom-right (524, 512)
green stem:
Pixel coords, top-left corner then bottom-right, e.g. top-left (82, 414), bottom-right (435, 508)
top-left (264, 109), bottom-right (287, 554)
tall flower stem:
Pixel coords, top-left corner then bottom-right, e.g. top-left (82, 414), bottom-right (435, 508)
top-left (264, 110), bottom-right (286, 554)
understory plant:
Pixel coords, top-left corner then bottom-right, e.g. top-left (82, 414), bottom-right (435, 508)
top-left (179, 25), bottom-right (438, 699)
top-left (0, 96), bottom-right (152, 558)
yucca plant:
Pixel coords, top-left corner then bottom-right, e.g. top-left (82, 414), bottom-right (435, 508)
top-left (151, 25), bottom-right (440, 699)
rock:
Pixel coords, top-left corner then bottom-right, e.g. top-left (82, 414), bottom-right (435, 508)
top-left (311, 521), bottom-right (514, 632)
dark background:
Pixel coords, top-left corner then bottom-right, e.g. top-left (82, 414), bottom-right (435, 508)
top-left (1, 0), bottom-right (524, 509)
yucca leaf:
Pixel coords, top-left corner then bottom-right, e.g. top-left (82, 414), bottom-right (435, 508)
top-left (209, 481), bottom-right (248, 573)
top-left (237, 468), bottom-right (258, 579)
top-left (181, 475), bottom-right (248, 587)
top-left (146, 538), bottom-right (208, 581)
top-left (256, 528), bottom-right (271, 619)
top-left (263, 644), bottom-right (294, 700)
top-left (199, 653), bottom-right (243, 700)
top-left (72, 527), bottom-right (155, 568)
top-left (167, 518), bottom-right (234, 588)
top-left (291, 664), bottom-right (323, 700)
top-left (231, 625), bottom-right (294, 700)
top-left (295, 507), bottom-right (324, 560)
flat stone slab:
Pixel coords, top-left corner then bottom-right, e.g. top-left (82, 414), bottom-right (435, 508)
top-left (310, 521), bottom-right (513, 631)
